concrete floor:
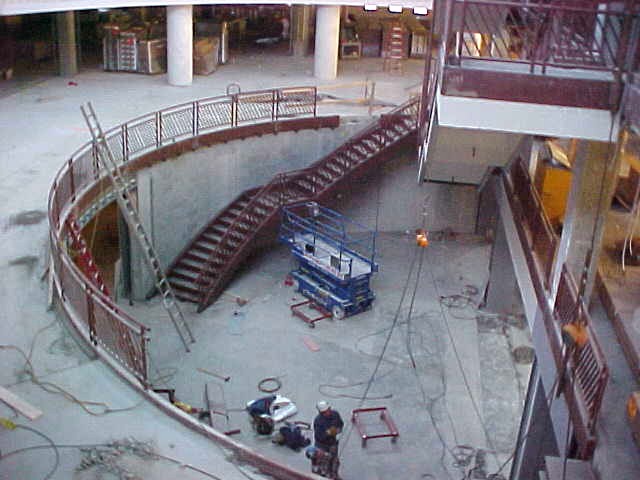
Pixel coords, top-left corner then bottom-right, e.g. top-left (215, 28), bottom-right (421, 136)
top-left (0, 52), bottom-right (531, 479)
top-left (133, 232), bottom-right (531, 480)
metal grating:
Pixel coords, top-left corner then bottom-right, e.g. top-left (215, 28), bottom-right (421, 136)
top-left (236, 92), bottom-right (274, 124)
top-left (126, 117), bottom-right (157, 154)
top-left (198, 100), bottom-right (233, 131)
top-left (277, 88), bottom-right (316, 118)
top-left (161, 106), bottom-right (194, 142)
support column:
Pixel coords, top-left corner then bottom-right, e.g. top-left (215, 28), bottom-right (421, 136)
top-left (314, 5), bottom-right (340, 80)
top-left (56, 11), bottom-right (77, 77)
top-left (550, 138), bottom-right (619, 303)
top-left (510, 363), bottom-right (559, 480)
top-left (484, 216), bottom-right (522, 314)
top-left (167, 5), bottom-right (193, 86)
top-left (291, 5), bottom-right (312, 57)
top-left (528, 137), bottom-right (543, 190)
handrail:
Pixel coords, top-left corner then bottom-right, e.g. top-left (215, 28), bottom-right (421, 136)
top-left (48, 86), bottom-right (318, 385)
top-left (443, 0), bottom-right (637, 75)
top-left (499, 154), bottom-right (609, 458)
top-left (195, 98), bottom-right (419, 308)
top-left (507, 156), bottom-right (558, 283)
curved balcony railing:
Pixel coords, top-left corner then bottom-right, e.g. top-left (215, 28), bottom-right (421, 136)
top-left (48, 86), bottom-right (318, 386)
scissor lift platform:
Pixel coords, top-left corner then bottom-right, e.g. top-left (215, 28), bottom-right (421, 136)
top-left (280, 202), bottom-right (378, 320)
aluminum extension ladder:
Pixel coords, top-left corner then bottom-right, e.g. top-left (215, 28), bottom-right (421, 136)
top-left (80, 102), bottom-right (195, 352)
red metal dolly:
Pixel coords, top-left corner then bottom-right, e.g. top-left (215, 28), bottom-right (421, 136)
top-left (351, 407), bottom-right (399, 447)
top-left (290, 299), bottom-right (332, 328)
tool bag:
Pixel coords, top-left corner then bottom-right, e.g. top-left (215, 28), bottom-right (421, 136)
top-left (275, 422), bottom-right (311, 451)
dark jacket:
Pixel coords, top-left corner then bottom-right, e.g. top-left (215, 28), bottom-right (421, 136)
top-left (313, 409), bottom-right (344, 447)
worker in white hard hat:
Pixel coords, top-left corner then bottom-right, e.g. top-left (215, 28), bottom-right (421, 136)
top-left (312, 400), bottom-right (344, 479)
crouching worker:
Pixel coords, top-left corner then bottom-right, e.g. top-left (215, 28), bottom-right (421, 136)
top-left (311, 400), bottom-right (343, 479)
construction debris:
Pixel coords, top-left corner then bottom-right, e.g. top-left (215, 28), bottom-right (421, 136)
top-left (198, 367), bottom-right (231, 382)
top-left (77, 438), bottom-right (156, 480)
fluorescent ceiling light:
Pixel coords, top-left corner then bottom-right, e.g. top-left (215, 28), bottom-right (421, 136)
top-left (364, 4), bottom-right (378, 11)
top-left (389, 5), bottom-right (403, 13)
top-left (414, 6), bottom-right (429, 15)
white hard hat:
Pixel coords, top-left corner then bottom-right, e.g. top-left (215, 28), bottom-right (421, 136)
top-left (316, 400), bottom-right (330, 412)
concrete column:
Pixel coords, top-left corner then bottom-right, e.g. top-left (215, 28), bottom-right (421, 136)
top-left (510, 364), bottom-right (559, 480)
top-left (314, 5), bottom-right (341, 80)
top-left (56, 11), bottom-right (77, 77)
top-left (291, 5), bottom-right (312, 57)
top-left (167, 5), bottom-right (193, 86)
top-left (528, 137), bottom-right (543, 183)
top-left (484, 216), bottom-right (522, 314)
top-left (550, 138), bottom-right (619, 303)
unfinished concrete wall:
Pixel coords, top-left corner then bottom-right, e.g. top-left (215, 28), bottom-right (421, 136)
top-left (335, 148), bottom-right (480, 235)
top-left (426, 126), bottom-right (523, 184)
top-left (130, 119), bottom-right (501, 298)
top-left (131, 118), bottom-right (368, 298)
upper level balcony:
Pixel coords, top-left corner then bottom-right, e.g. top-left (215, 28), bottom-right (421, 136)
top-left (426, 0), bottom-right (640, 141)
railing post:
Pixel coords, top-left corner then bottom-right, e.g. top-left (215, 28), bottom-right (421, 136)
top-left (122, 124), bottom-right (128, 163)
top-left (91, 144), bottom-right (99, 180)
top-left (459, 0), bottom-right (467, 59)
top-left (52, 183), bottom-right (60, 230)
top-left (444, 0), bottom-right (455, 61)
top-left (313, 87), bottom-right (317, 117)
top-left (156, 111), bottom-right (162, 148)
top-left (615, 6), bottom-right (633, 78)
top-left (68, 158), bottom-right (75, 203)
top-left (87, 288), bottom-right (97, 346)
top-left (273, 89), bottom-right (278, 121)
top-left (232, 94), bottom-right (238, 127)
top-left (141, 328), bottom-right (150, 388)
top-left (193, 101), bottom-right (199, 137)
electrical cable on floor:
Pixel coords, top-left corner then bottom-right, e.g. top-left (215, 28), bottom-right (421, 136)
top-left (0, 440), bottom-right (228, 480)
top-left (0, 344), bottom-right (144, 416)
top-left (258, 377), bottom-right (282, 393)
top-left (489, 365), bottom-right (562, 478)
top-left (26, 319), bottom-right (58, 365)
top-left (403, 239), bottom-right (460, 479)
top-left (319, 373), bottom-right (394, 401)
top-left (405, 194), bottom-right (430, 370)
top-left (146, 349), bottom-right (177, 387)
top-left (338, 241), bottom-right (420, 458)
top-left (405, 196), bottom-right (469, 477)
top-left (429, 266), bottom-right (503, 471)
top-left (0, 422), bottom-right (60, 480)
top-left (405, 243), bottom-right (426, 369)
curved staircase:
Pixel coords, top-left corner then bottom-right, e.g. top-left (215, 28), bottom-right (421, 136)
top-left (166, 99), bottom-right (419, 312)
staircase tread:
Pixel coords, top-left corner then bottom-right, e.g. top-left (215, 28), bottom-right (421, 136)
top-left (174, 103), bottom-right (418, 311)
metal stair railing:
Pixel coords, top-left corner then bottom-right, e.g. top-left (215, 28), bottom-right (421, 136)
top-left (65, 213), bottom-right (111, 297)
top-left (195, 174), bottom-right (290, 311)
top-left (80, 102), bottom-right (195, 352)
top-left (164, 187), bottom-right (260, 282)
top-left (194, 98), bottom-right (419, 311)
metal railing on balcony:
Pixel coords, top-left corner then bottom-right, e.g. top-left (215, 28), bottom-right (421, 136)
top-left (497, 151), bottom-right (609, 459)
top-left (48, 87), bottom-right (318, 386)
top-left (506, 156), bottom-right (558, 285)
top-left (444, 0), bottom-right (637, 75)
top-left (554, 266), bottom-right (609, 458)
